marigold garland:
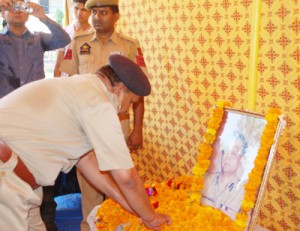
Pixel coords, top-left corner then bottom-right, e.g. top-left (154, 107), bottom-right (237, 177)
top-left (94, 102), bottom-right (281, 231)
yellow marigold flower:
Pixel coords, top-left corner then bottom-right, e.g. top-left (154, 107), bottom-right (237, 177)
top-left (93, 102), bottom-right (280, 231)
top-left (235, 213), bottom-right (248, 228)
top-left (189, 192), bottom-right (201, 202)
top-left (192, 165), bottom-right (206, 176)
top-left (241, 200), bottom-right (254, 211)
top-left (265, 112), bottom-right (280, 122)
top-left (204, 133), bottom-right (216, 144)
top-left (208, 119), bottom-right (219, 130)
top-left (217, 101), bottom-right (225, 108)
top-left (207, 128), bottom-right (216, 135)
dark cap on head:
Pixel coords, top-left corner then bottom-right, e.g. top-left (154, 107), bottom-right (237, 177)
top-left (85, 0), bottom-right (118, 9)
top-left (109, 54), bottom-right (151, 96)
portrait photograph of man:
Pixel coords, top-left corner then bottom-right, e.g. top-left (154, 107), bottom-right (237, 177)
top-left (201, 110), bottom-right (266, 220)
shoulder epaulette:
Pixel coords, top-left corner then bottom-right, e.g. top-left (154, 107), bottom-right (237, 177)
top-left (118, 33), bottom-right (138, 44)
top-left (74, 27), bottom-right (95, 39)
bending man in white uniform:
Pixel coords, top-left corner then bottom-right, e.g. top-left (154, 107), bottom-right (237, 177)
top-left (0, 54), bottom-right (171, 231)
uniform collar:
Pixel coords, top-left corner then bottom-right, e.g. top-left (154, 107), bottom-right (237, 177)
top-left (109, 30), bottom-right (119, 44)
top-left (90, 30), bottom-right (118, 45)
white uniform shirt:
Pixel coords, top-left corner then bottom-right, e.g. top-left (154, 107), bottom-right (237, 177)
top-left (201, 172), bottom-right (245, 220)
top-left (0, 74), bottom-right (134, 185)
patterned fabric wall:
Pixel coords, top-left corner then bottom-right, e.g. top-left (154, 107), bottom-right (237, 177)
top-left (117, 0), bottom-right (299, 230)
top-left (255, 0), bottom-right (300, 230)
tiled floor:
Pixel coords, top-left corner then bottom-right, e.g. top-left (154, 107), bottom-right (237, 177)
top-left (55, 193), bottom-right (82, 231)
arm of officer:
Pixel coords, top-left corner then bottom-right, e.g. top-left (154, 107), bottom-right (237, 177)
top-left (110, 168), bottom-right (172, 230)
top-left (53, 49), bottom-right (65, 77)
top-left (127, 96), bottom-right (144, 150)
top-left (76, 152), bottom-right (171, 230)
top-left (127, 41), bottom-right (148, 150)
top-left (59, 38), bottom-right (79, 76)
top-left (76, 151), bottom-right (134, 214)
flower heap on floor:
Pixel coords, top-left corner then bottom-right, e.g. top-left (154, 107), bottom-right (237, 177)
top-left (94, 102), bottom-right (281, 231)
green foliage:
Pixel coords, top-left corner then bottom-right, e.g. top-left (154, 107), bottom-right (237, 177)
top-left (54, 9), bottom-right (64, 26)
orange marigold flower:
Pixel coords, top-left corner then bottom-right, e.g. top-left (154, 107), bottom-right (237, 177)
top-left (93, 103), bottom-right (280, 231)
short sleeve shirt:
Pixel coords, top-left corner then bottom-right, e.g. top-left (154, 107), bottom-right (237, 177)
top-left (60, 30), bottom-right (146, 75)
top-left (0, 74), bottom-right (134, 185)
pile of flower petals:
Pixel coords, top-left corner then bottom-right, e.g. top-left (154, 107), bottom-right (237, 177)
top-left (95, 175), bottom-right (242, 231)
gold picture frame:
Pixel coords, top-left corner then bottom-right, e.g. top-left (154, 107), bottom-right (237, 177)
top-left (248, 112), bottom-right (286, 230)
top-left (200, 107), bottom-right (286, 230)
top-left (88, 104), bottom-right (286, 230)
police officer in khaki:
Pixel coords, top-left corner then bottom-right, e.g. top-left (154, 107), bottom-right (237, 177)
top-left (0, 54), bottom-right (172, 231)
top-left (60, 0), bottom-right (149, 230)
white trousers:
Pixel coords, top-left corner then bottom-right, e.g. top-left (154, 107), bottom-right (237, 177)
top-left (0, 153), bottom-right (46, 231)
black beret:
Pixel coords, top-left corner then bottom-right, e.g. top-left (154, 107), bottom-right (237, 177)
top-left (109, 54), bottom-right (151, 96)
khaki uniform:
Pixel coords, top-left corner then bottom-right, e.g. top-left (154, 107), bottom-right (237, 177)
top-left (0, 153), bottom-right (45, 231)
top-left (0, 75), bottom-right (134, 230)
top-left (60, 30), bottom-right (147, 231)
top-left (60, 29), bottom-right (147, 141)
top-left (60, 29), bottom-right (146, 75)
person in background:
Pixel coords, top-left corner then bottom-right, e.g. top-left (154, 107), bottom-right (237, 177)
top-left (53, 0), bottom-right (91, 77)
top-left (50, 1), bottom-right (91, 229)
top-left (201, 131), bottom-right (248, 220)
top-left (0, 54), bottom-right (172, 231)
top-left (59, 0), bottom-right (148, 229)
top-left (0, 0), bottom-right (70, 230)
top-left (0, 0), bottom-right (70, 97)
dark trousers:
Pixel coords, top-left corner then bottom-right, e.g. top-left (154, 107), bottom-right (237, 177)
top-left (40, 186), bottom-right (58, 231)
top-left (40, 167), bottom-right (80, 231)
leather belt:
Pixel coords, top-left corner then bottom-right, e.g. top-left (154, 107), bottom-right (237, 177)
top-left (0, 141), bottom-right (39, 189)
top-left (118, 113), bottom-right (130, 121)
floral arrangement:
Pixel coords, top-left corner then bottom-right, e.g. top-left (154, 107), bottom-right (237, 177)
top-left (94, 102), bottom-right (281, 231)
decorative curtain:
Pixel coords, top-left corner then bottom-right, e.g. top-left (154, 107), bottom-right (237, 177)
top-left (116, 0), bottom-right (300, 230)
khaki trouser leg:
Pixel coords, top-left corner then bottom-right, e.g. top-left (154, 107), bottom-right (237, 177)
top-left (77, 168), bottom-right (104, 231)
top-left (0, 154), bottom-right (46, 231)
top-left (28, 191), bottom-right (47, 231)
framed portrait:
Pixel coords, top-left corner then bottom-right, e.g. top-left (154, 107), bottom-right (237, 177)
top-left (200, 107), bottom-right (285, 230)
top-left (88, 105), bottom-right (285, 231)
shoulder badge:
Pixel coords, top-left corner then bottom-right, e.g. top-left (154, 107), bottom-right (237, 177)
top-left (119, 34), bottom-right (146, 67)
top-left (80, 43), bottom-right (91, 55)
top-left (135, 47), bottom-right (146, 67)
top-left (64, 49), bottom-right (72, 60)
